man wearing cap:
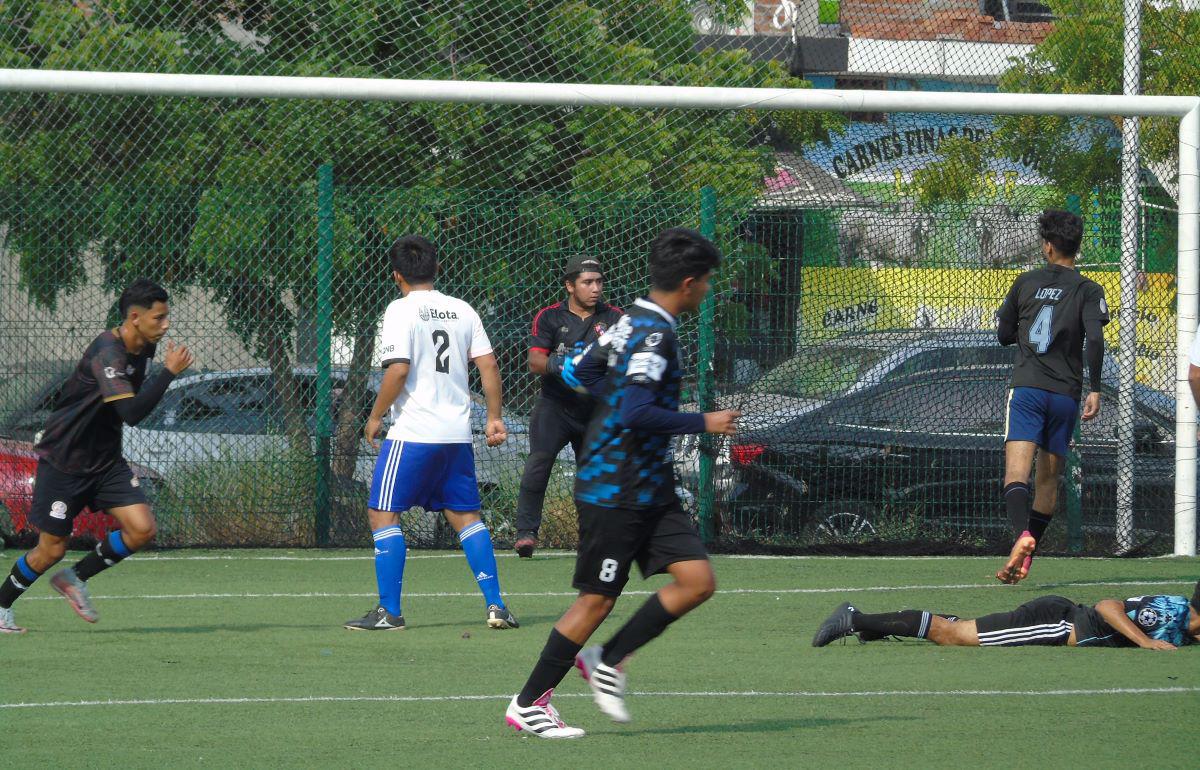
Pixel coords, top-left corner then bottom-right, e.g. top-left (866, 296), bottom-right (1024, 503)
top-left (515, 256), bottom-right (623, 558)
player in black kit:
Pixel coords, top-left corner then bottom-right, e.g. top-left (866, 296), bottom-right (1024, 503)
top-left (0, 279), bottom-right (193, 633)
top-left (995, 209), bottom-right (1109, 585)
top-left (504, 228), bottom-right (741, 738)
top-left (515, 256), bottom-right (623, 558)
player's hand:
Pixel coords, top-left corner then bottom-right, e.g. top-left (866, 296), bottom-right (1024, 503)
top-left (560, 354), bottom-right (584, 391)
top-left (1081, 391), bottom-right (1101, 421)
top-left (704, 409), bottom-right (741, 435)
top-left (163, 341), bottom-right (195, 375)
top-left (364, 415), bottom-right (384, 451)
top-left (485, 418), bottom-right (508, 447)
top-left (1142, 639), bottom-right (1177, 651)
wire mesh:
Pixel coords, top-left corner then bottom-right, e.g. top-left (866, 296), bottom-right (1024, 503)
top-left (0, 1), bottom-right (1193, 553)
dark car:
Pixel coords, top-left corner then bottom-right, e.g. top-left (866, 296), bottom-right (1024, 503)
top-left (726, 365), bottom-right (1175, 542)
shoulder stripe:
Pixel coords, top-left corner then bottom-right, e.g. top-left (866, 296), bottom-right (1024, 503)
top-left (102, 393), bottom-right (135, 403)
top-left (530, 303), bottom-right (560, 336)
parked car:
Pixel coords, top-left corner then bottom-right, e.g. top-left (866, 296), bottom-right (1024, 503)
top-left (675, 329), bottom-right (1010, 491)
top-left (0, 437), bottom-right (164, 544)
top-left (121, 367), bottom-right (542, 492)
top-left (0, 360), bottom-right (79, 442)
top-left (725, 364), bottom-right (1176, 542)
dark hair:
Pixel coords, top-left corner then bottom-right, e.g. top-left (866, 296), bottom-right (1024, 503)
top-left (648, 227), bottom-right (721, 291)
top-left (387, 235), bottom-right (438, 283)
top-left (119, 278), bottom-right (169, 317)
top-left (1038, 209), bottom-right (1084, 257)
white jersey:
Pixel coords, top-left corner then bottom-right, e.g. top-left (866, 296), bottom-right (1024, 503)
top-left (377, 289), bottom-right (493, 443)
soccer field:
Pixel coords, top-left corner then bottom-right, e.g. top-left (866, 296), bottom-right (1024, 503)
top-left (2, 549), bottom-right (1196, 768)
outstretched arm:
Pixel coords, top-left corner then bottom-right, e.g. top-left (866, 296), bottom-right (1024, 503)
top-left (1093, 600), bottom-right (1176, 650)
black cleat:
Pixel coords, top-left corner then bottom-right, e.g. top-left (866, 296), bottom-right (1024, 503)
top-left (812, 601), bottom-right (857, 647)
top-left (487, 604), bottom-right (519, 629)
top-left (514, 535), bottom-right (537, 559)
top-left (343, 606), bottom-right (405, 631)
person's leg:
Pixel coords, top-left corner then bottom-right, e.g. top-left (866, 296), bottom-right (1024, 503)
top-left (925, 617), bottom-right (981, 646)
top-left (516, 592), bottom-right (617, 708)
top-left (440, 443), bottom-right (508, 618)
top-left (973, 596), bottom-right (1075, 647)
top-left (599, 558), bottom-right (716, 667)
top-left (0, 530), bottom-right (69, 631)
top-left (514, 400), bottom-right (570, 547)
top-left (444, 508), bottom-right (507, 615)
top-left (1002, 440), bottom-right (1038, 535)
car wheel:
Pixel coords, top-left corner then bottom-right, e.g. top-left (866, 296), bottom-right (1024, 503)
top-left (809, 502), bottom-right (878, 543)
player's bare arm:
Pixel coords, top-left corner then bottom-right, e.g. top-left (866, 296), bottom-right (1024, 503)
top-left (528, 347), bottom-right (550, 375)
top-left (473, 352), bottom-right (507, 446)
top-left (364, 362), bottom-right (408, 450)
top-left (1093, 599), bottom-right (1176, 650)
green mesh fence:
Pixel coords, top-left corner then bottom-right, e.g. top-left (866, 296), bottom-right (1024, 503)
top-left (0, 0), bottom-right (1193, 553)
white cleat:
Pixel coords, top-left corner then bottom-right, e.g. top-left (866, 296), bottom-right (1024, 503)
top-left (0, 606), bottom-right (26, 634)
top-left (505, 691), bottom-right (585, 739)
top-left (575, 645), bottom-right (630, 723)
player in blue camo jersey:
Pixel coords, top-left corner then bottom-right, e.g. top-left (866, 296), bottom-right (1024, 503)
top-left (812, 579), bottom-right (1199, 650)
top-left (504, 227), bottom-right (741, 739)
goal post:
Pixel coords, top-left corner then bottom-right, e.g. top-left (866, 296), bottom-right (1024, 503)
top-left (0, 67), bottom-right (1195, 555)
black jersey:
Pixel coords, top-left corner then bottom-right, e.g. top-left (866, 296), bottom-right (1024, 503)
top-left (529, 300), bottom-right (623, 407)
top-left (997, 264), bottom-right (1109, 400)
top-left (1073, 594), bottom-right (1193, 648)
top-left (36, 330), bottom-right (155, 475)
top-left (575, 298), bottom-right (684, 510)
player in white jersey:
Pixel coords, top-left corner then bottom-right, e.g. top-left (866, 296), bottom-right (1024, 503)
top-left (344, 235), bottom-right (518, 631)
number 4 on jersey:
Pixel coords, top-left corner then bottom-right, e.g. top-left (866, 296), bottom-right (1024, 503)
top-left (1029, 305), bottom-right (1054, 354)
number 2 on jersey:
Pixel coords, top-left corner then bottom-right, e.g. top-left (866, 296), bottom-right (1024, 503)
top-left (1029, 305), bottom-right (1054, 354)
top-left (431, 330), bottom-right (450, 373)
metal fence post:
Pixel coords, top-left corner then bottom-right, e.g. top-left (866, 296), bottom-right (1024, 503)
top-left (697, 186), bottom-right (718, 543)
top-left (315, 164), bottom-right (334, 545)
top-left (1064, 193), bottom-right (1084, 553)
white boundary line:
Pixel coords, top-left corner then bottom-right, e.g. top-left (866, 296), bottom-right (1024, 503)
top-left (3, 687), bottom-right (1196, 710)
top-left (19, 579), bottom-right (1195, 602)
top-left (4, 552), bottom-right (1188, 563)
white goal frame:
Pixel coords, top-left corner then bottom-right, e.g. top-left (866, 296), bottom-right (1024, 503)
top-left (0, 69), bottom-right (1196, 556)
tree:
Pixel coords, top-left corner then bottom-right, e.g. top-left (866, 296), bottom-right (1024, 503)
top-left (0, 0), bottom-right (841, 536)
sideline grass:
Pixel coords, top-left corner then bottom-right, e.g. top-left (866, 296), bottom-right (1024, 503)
top-left (1, 550), bottom-right (1196, 767)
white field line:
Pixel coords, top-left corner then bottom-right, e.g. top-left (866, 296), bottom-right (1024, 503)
top-left (3, 687), bottom-right (1197, 710)
top-left (19, 579), bottom-right (1195, 603)
top-left (4, 551), bottom-right (1184, 562)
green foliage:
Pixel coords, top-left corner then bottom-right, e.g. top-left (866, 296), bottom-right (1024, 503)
top-left (911, 136), bottom-right (988, 207)
top-left (994, 0), bottom-right (1200, 192)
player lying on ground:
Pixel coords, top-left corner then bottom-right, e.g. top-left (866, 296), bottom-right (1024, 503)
top-left (994, 209), bottom-right (1109, 585)
top-left (812, 580), bottom-right (1199, 649)
top-left (345, 235), bottom-right (517, 632)
top-left (1, 279), bottom-right (194, 633)
top-left (504, 228), bottom-right (741, 738)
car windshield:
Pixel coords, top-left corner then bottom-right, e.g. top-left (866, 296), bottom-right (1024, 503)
top-left (749, 347), bottom-right (889, 400)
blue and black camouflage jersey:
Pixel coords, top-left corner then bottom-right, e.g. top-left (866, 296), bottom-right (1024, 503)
top-left (574, 298), bottom-right (683, 510)
top-left (1074, 594), bottom-right (1194, 647)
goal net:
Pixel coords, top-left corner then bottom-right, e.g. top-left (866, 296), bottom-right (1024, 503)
top-left (0, 1), bottom-right (1194, 556)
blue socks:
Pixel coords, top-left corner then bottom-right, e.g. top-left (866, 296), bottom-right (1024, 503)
top-left (458, 521), bottom-right (504, 608)
top-left (372, 526), bottom-right (407, 616)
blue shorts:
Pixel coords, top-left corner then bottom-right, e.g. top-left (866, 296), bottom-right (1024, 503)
top-left (1004, 387), bottom-right (1079, 457)
top-left (369, 440), bottom-right (481, 513)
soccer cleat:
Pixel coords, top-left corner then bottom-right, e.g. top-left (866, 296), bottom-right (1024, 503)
top-left (996, 534), bottom-right (1037, 584)
top-left (812, 601), bottom-right (857, 647)
top-left (343, 606), bottom-right (405, 631)
top-left (487, 604), bottom-right (519, 629)
top-left (50, 568), bottom-right (98, 623)
top-left (505, 691), bottom-right (585, 739)
top-left (0, 606), bottom-right (26, 634)
top-left (514, 535), bottom-right (537, 559)
top-left (575, 645), bottom-right (630, 723)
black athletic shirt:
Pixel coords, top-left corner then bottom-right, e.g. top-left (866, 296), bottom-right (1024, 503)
top-left (997, 264), bottom-right (1109, 401)
top-left (36, 331), bottom-right (155, 475)
top-left (529, 301), bottom-right (623, 407)
top-left (574, 298), bottom-right (688, 510)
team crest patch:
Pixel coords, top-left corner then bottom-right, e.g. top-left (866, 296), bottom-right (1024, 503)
top-left (418, 306), bottom-right (431, 322)
top-left (559, 326), bottom-right (570, 335)
top-left (130, 476), bottom-right (140, 488)
top-left (645, 332), bottom-right (664, 348)
top-left (1137, 607), bottom-right (1160, 627)
top-left (594, 322), bottom-right (608, 335)
top-left (49, 500), bottom-right (68, 520)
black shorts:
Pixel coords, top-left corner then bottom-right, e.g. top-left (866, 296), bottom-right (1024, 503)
top-left (29, 458), bottom-right (147, 537)
top-left (572, 501), bottom-right (708, 597)
top-left (974, 595), bottom-right (1079, 647)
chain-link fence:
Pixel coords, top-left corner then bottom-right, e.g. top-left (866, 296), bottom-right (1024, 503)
top-left (0, 1), bottom-right (1194, 554)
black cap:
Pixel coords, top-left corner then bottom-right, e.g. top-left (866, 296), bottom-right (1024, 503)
top-left (563, 255), bottom-right (602, 279)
